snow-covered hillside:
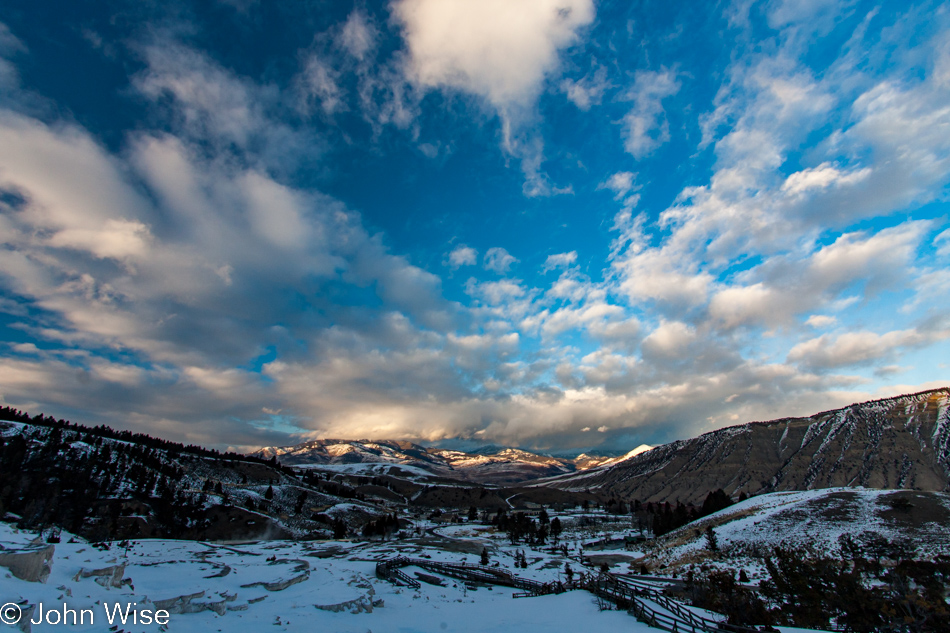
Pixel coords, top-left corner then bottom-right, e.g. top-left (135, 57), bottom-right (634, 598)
top-left (0, 419), bottom-right (381, 541)
top-left (636, 487), bottom-right (950, 580)
top-left (542, 388), bottom-right (950, 503)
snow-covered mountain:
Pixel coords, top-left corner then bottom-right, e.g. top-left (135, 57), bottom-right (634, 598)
top-left (539, 388), bottom-right (950, 503)
top-left (250, 439), bottom-right (658, 485)
top-left (250, 440), bottom-right (583, 484)
top-left (573, 444), bottom-right (654, 470)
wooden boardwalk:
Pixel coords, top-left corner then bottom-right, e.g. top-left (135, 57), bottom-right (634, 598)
top-left (375, 556), bottom-right (764, 633)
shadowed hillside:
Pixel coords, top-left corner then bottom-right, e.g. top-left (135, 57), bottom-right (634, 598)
top-left (537, 388), bottom-right (950, 504)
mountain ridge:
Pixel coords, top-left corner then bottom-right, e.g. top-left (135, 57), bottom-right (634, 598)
top-left (249, 438), bottom-right (650, 485)
top-left (535, 387), bottom-right (950, 503)
top-left (251, 388), bottom-right (950, 495)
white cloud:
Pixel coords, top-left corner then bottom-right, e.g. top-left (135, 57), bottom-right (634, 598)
top-left (708, 283), bottom-right (785, 330)
top-left (561, 64), bottom-right (609, 110)
top-left (706, 221), bottom-right (929, 330)
top-left (935, 229), bottom-right (950, 258)
top-left (393, 0), bottom-right (595, 109)
top-left (537, 301), bottom-right (624, 339)
top-left (467, 278), bottom-right (525, 305)
top-left (805, 314), bottom-right (837, 328)
top-left (787, 326), bottom-right (950, 370)
top-left (0, 43), bottom-right (475, 449)
top-left (613, 248), bottom-right (713, 307)
top-left (392, 0), bottom-right (594, 197)
top-left (542, 251), bottom-right (577, 272)
top-left (2, 6), bottom-right (949, 454)
top-left (0, 112), bottom-right (154, 262)
top-left (135, 45), bottom-right (265, 149)
top-left (806, 222), bottom-right (928, 293)
top-left (339, 10), bottom-right (377, 61)
top-left (766, 0), bottom-right (850, 30)
top-left (447, 244), bottom-right (478, 268)
top-left (641, 320), bottom-right (696, 359)
top-left (297, 55), bottom-right (344, 116)
top-left (621, 70), bottom-right (680, 159)
top-left (781, 162), bottom-right (871, 197)
top-left (483, 246), bottom-right (519, 274)
top-left (0, 22), bottom-right (25, 90)
top-left (598, 171), bottom-right (637, 200)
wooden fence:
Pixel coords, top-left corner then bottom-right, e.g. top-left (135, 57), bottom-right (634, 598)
top-left (374, 556), bottom-right (768, 633)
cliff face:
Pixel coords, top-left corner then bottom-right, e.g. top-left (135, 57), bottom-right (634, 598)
top-left (540, 388), bottom-right (950, 504)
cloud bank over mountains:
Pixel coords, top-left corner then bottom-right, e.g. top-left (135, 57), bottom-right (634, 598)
top-left (0, 0), bottom-right (947, 453)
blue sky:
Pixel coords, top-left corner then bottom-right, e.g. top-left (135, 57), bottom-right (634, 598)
top-left (0, 0), bottom-right (948, 454)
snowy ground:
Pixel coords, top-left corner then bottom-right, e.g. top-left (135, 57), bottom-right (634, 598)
top-left (0, 521), bottom-right (654, 633)
top-left (7, 490), bottom-right (907, 633)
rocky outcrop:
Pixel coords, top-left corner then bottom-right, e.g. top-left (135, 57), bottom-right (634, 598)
top-left (541, 388), bottom-right (950, 503)
top-left (74, 563), bottom-right (131, 589)
top-left (151, 590), bottom-right (237, 615)
top-left (240, 571), bottom-right (309, 591)
top-left (0, 544), bottom-right (54, 582)
top-left (314, 587), bottom-right (383, 614)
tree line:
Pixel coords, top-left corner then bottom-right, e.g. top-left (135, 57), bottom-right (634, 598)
top-left (0, 406), bottom-right (277, 467)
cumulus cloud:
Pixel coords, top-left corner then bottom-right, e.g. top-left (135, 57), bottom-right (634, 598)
top-left (706, 221), bottom-right (929, 330)
top-left (787, 326), bottom-right (950, 370)
top-left (392, 0), bottom-right (595, 196)
top-left (483, 246), bottom-right (519, 274)
top-left (641, 320), bottom-right (696, 359)
top-left (1, 4), bottom-right (948, 455)
top-left (599, 171), bottom-right (636, 199)
top-left (447, 244), bottom-right (478, 268)
top-left (0, 40), bottom-right (469, 446)
top-left (466, 278), bottom-right (526, 305)
top-left (393, 0), bottom-right (594, 109)
top-left (613, 246), bottom-right (713, 308)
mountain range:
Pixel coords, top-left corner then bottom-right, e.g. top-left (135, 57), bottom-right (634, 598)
top-left (253, 388), bottom-right (950, 502)
top-left (250, 439), bottom-right (655, 485)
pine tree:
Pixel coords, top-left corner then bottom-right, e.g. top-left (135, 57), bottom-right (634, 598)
top-left (550, 517), bottom-right (562, 543)
top-left (705, 526), bottom-right (718, 551)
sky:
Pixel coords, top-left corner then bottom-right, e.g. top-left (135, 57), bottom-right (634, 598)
top-left (0, 0), bottom-right (948, 455)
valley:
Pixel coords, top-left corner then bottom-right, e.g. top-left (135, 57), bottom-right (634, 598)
top-left (2, 389), bottom-right (949, 632)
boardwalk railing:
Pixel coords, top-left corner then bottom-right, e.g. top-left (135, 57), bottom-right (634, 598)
top-left (588, 574), bottom-right (761, 633)
top-left (375, 557), bottom-right (566, 596)
top-left (375, 555), bottom-right (766, 633)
